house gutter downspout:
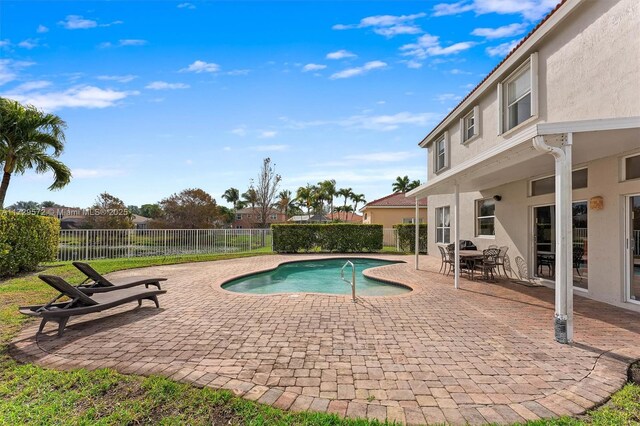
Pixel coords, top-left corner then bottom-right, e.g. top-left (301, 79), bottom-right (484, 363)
top-left (532, 134), bottom-right (573, 344)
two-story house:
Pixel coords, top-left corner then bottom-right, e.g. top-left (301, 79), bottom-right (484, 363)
top-left (407, 0), bottom-right (640, 343)
top-left (232, 207), bottom-right (287, 229)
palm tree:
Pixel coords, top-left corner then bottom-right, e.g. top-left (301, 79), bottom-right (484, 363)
top-left (337, 187), bottom-right (353, 220)
top-left (0, 98), bottom-right (71, 209)
top-left (351, 193), bottom-right (366, 220)
top-left (392, 175), bottom-right (410, 193)
top-left (407, 179), bottom-right (421, 191)
top-left (277, 189), bottom-right (296, 217)
top-left (222, 187), bottom-right (241, 209)
top-left (318, 179), bottom-right (337, 215)
top-left (241, 187), bottom-right (258, 209)
top-left (296, 185), bottom-right (314, 214)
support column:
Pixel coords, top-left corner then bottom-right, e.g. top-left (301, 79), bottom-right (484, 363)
top-left (414, 198), bottom-right (419, 270)
top-left (454, 183), bottom-right (460, 290)
top-left (533, 134), bottom-right (573, 343)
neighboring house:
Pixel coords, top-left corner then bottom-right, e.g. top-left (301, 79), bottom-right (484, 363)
top-left (288, 214), bottom-right (330, 223)
top-left (131, 214), bottom-right (152, 230)
top-left (407, 0), bottom-right (640, 342)
top-left (325, 212), bottom-right (363, 223)
top-left (233, 207), bottom-right (286, 228)
top-left (361, 193), bottom-right (427, 229)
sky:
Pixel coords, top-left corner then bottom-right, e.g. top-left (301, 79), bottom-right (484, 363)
top-left (0, 0), bottom-right (560, 209)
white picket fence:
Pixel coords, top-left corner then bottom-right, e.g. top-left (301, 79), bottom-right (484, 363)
top-left (58, 228), bottom-right (404, 261)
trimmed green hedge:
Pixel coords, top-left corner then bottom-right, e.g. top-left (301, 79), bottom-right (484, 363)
top-left (394, 223), bottom-right (428, 254)
top-left (272, 224), bottom-right (383, 253)
top-left (0, 210), bottom-right (60, 277)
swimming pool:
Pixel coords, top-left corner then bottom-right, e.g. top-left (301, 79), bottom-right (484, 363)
top-left (222, 258), bottom-right (410, 296)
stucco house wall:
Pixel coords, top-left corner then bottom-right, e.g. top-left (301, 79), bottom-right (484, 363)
top-left (362, 207), bottom-right (427, 229)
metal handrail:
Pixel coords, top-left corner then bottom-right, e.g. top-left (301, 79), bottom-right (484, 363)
top-left (340, 260), bottom-right (356, 302)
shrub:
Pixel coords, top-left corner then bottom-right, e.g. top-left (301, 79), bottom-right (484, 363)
top-left (394, 223), bottom-right (428, 254)
top-left (272, 224), bottom-right (383, 253)
top-left (0, 210), bottom-right (60, 277)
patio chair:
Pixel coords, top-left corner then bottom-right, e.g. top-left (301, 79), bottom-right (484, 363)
top-left (573, 246), bottom-right (585, 277)
top-left (474, 248), bottom-right (500, 281)
top-left (537, 254), bottom-right (554, 277)
top-left (438, 245), bottom-right (455, 275)
top-left (494, 246), bottom-right (509, 277)
top-left (73, 262), bottom-right (166, 294)
top-left (19, 275), bottom-right (167, 337)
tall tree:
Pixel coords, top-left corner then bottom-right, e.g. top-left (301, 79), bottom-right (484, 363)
top-left (255, 157), bottom-right (281, 228)
top-left (84, 192), bottom-right (134, 229)
top-left (222, 187), bottom-right (241, 209)
top-left (392, 175), bottom-right (411, 193)
top-left (140, 203), bottom-right (162, 219)
top-left (7, 200), bottom-right (40, 211)
top-left (296, 185), bottom-right (314, 214)
top-left (241, 187), bottom-right (258, 209)
top-left (0, 98), bottom-right (71, 208)
top-left (41, 200), bottom-right (57, 208)
top-left (318, 179), bottom-right (337, 216)
top-left (127, 205), bottom-right (141, 215)
top-left (277, 189), bottom-right (296, 217)
top-left (407, 179), bottom-right (422, 191)
top-left (351, 193), bottom-right (366, 220)
top-left (154, 188), bottom-right (220, 229)
top-left (337, 187), bottom-right (354, 220)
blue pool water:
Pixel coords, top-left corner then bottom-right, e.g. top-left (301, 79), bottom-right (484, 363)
top-left (222, 258), bottom-right (410, 296)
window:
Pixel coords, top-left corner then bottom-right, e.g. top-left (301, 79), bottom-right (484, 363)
top-left (434, 132), bottom-right (448, 172)
top-left (364, 213), bottom-right (368, 220)
top-left (270, 214), bottom-right (278, 220)
top-left (499, 53), bottom-right (538, 133)
top-left (624, 154), bottom-right (640, 181)
top-left (435, 206), bottom-right (450, 243)
top-left (475, 198), bottom-right (495, 237)
top-left (236, 214), bottom-right (242, 220)
top-left (461, 106), bottom-right (480, 143)
top-left (402, 218), bottom-right (424, 224)
top-left (530, 168), bottom-right (588, 196)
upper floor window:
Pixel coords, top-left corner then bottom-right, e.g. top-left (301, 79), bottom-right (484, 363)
top-left (270, 214), bottom-right (278, 220)
top-left (530, 168), bottom-right (588, 196)
top-left (461, 106), bottom-right (480, 143)
top-left (235, 214), bottom-right (242, 220)
top-left (499, 53), bottom-right (538, 133)
top-left (434, 132), bottom-right (448, 173)
top-left (624, 154), bottom-right (640, 181)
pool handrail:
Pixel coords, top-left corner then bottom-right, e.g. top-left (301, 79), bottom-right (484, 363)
top-left (340, 260), bottom-right (356, 303)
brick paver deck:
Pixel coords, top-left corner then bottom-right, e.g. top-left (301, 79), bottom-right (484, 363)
top-left (10, 254), bottom-right (640, 425)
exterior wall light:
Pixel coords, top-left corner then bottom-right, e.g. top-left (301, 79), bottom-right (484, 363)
top-left (493, 195), bottom-right (502, 201)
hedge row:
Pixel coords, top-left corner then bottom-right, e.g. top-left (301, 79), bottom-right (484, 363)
top-left (0, 210), bottom-right (60, 277)
top-left (272, 224), bottom-right (383, 253)
top-left (394, 223), bottom-right (428, 254)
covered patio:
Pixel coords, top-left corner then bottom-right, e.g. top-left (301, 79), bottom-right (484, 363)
top-left (10, 254), bottom-right (640, 425)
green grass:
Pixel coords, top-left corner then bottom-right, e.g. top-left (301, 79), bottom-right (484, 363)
top-left (0, 253), bottom-right (638, 425)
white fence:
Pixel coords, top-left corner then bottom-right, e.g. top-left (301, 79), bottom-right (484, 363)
top-left (58, 229), bottom-right (272, 262)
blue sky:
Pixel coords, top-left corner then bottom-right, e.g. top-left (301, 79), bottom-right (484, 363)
top-left (0, 0), bottom-right (559, 209)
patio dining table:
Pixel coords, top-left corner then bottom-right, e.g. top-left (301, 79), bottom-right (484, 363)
top-left (458, 250), bottom-right (484, 280)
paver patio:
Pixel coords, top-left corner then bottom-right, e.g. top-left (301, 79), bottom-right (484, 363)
top-left (10, 254), bottom-right (640, 425)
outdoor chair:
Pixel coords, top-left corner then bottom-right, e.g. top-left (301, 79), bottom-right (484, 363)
top-left (573, 246), bottom-right (585, 277)
top-left (19, 275), bottom-right (167, 337)
top-left (474, 248), bottom-right (500, 281)
top-left (438, 245), bottom-right (455, 275)
top-left (495, 246), bottom-right (509, 277)
top-left (73, 262), bottom-right (166, 294)
top-left (537, 254), bottom-right (554, 277)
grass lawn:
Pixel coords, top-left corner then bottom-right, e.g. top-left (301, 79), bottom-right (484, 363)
top-left (0, 253), bottom-right (638, 425)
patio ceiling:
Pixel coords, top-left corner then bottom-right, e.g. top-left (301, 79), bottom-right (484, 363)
top-left (407, 117), bottom-right (640, 198)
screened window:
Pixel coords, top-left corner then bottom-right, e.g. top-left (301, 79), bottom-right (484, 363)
top-left (531, 169), bottom-right (588, 196)
top-left (625, 154), bottom-right (640, 181)
top-left (505, 65), bottom-right (531, 130)
top-left (462, 109), bottom-right (475, 142)
top-left (475, 199), bottom-right (495, 236)
top-left (435, 135), bottom-right (447, 172)
top-left (435, 206), bottom-right (450, 244)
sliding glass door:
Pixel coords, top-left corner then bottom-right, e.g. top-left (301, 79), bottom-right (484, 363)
top-left (628, 195), bottom-right (640, 302)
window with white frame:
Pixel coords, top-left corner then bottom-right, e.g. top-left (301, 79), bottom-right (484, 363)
top-left (461, 106), bottom-right (479, 143)
top-left (402, 218), bottom-right (424, 224)
top-left (624, 154), bottom-right (640, 181)
top-left (434, 133), bottom-right (448, 172)
top-left (236, 214), bottom-right (242, 220)
top-left (499, 53), bottom-right (538, 133)
top-left (270, 214), bottom-right (278, 220)
top-left (475, 198), bottom-right (495, 237)
top-left (435, 206), bottom-right (450, 243)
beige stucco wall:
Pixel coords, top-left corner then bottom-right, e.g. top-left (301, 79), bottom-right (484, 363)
top-left (362, 207), bottom-right (427, 229)
top-left (427, 152), bottom-right (640, 312)
top-left (427, 0), bottom-right (640, 180)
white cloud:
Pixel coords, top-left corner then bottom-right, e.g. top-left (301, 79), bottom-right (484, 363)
top-left (72, 168), bottom-right (126, 178)
top-left (119, 39), bottom-right (147, 46)
top-left (0, 39), bottom-right (10, 48)
top-left (181, 60), bottom-right (220, 73)
top-left (345, 151), bottom-right (414, 162)
top-left (97, 74), bottom-right (137, 83)
top-left (433, 0), bottom-right (560, 21)
top-left (435, 93), bottom-right (462, 102)
top-left (177, 2), bottom-right (196, 9)
top-left (259, 130), bottom-right (278, 139)
top-left (3, 85), bottom-right (138, 111)
top-left (401, 33), bottom-right (475, 59)
top-left (281, 110), bottom-right (438, 132)
top-left (302, 63), bottom-right (327, 72)
top-left (333, 13), bottom-right (426, 38)
top-left (18, 39), bottom-right (40, 49)
top-left (226, 69), bottom-right (250, 76)
top-left (330, 60), bottom-right (387, 79)
top-left (471, 23), bottom-right (528, 39)
top-left (59, 15), bottom-right (98, 30)
top-left (253, 144), bottom-right (288, 151)
top-left (0, 59), bottom-right (35, 86)
top-left (37, 25), bottom-right (49, 33)
top-left (449, 68), bottom-right (471, 75)
top-left (231, 127), bottom-right (247, 136)
top-left (486, 39), bottom-right (520, 57)
top-left (402, 60), bottom-right (423, 69)
top-left (145, 81), bottom-right (190, 90)
top-left (223, 146), bottom-right (232, 151)
top-left (12, 80), bottom-right (52, 91)
top-left (326, 50), bottom-right (357, 60)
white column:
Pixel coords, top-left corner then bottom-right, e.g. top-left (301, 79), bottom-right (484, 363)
top-left (414, 198), bottom-right (419, 270)
top-left (454, 183), bottom-right (460, 289)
